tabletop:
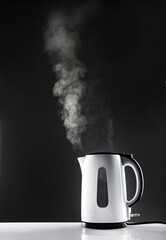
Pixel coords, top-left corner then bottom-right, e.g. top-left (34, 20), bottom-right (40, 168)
top-left (0, 222), bottom-right (165, 240)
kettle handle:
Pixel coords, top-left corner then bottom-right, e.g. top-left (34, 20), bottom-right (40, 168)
top-left (121, 154), bottom-right (144, 207)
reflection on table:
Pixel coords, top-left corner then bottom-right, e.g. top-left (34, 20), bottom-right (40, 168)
top-left (0, 222), bottom-right (165, 240)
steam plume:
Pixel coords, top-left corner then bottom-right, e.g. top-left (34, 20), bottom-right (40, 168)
top-left (45, 11), bottom-right (88, 150)
top-left (45, 5), bottom-right (114, 153)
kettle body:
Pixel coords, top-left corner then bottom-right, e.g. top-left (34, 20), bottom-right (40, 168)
top-left (78, 152), bottom-right (144, 229)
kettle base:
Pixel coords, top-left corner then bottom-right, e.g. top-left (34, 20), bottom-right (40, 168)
top-left (83, 222), bottom-right (127, 229)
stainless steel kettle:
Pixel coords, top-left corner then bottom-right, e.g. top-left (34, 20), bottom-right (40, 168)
top-left (78, 152), bottom-right (144, 229)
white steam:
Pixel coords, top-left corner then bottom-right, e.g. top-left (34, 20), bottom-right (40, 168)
top-left (45, 12), bottom-right (87, 149)
top-left (45, 5), bottom-right (114, 153)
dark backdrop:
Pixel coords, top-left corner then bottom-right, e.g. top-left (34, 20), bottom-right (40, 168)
top-left (0, 0), bottom-right (165, 222)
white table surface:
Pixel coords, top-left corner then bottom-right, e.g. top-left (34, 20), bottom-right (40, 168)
top-left (0, 222), bottom-right (165, 240)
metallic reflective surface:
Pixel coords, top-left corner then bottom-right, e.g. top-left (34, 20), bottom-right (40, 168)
top-left (0, 223), bottom-right (165, 240)
top-left (78, 154), bottom-right (143, 223)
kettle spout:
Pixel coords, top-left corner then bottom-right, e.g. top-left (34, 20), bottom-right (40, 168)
top-left (77, 157), bottom-right (85, 173)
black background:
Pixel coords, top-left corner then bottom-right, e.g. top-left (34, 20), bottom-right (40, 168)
top-left (0, 0), bottom-right (165, 222)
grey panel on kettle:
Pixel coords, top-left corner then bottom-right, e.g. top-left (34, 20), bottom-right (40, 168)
top-left (97, 167), bottom-right (108, 207)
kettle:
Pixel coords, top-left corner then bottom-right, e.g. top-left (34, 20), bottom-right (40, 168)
top-left (78, 152), bottom-right (144, 229)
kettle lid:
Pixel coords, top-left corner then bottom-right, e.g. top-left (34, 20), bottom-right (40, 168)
top-left (88, 152), bottom-right (133, 158)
